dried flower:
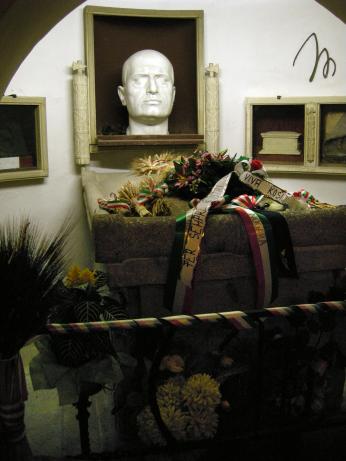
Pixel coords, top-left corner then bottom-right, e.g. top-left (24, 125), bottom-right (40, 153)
top-left (132, 152), bottom-right (175, 177)
top-left (118, 181), bottom-right (140, 202)
top-left (151, 198), bottom-right (171, 216)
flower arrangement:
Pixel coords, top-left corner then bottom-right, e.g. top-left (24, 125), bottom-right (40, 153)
top-left (137, 373), bottom-right (221, 446)
top-left (99, 150), bottom-right (267, 217)
top-left (49, 265), bottom-right (128, 367)
top-left (164, 151), bottom-right (266, 201)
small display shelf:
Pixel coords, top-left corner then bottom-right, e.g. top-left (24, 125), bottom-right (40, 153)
top-left (246, 97), bottom-right (346, 175)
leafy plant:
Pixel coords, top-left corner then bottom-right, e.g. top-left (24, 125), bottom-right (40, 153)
top-left (49, 266), bottom-right (129, 367)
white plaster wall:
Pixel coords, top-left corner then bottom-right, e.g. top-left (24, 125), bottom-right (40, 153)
top-left (3, 0), bottom-right (346, 267)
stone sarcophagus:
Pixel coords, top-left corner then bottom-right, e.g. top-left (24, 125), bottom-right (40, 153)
top-left (82, 168), bottom-right (346, 319)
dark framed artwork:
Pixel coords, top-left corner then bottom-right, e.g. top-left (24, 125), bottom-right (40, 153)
top-left (0, 97), bottom-right (48, 182)
top-left (84, 6), bottom-right (204, 148)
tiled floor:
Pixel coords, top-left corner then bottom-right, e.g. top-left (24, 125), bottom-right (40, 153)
top-left (21, 344), bottom-right (346, 461)
top-left (22, 343), bottom-right (118, 459)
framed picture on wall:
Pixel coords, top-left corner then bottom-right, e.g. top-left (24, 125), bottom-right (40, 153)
top-left (245, 96), bottom-right (346, 175)
top-left (84, 6), bottom-right (205, 148)
top-left (0, 96), bottom-right (48, 182)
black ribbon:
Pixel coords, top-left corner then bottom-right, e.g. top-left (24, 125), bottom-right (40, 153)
top-left (257, 210), bottom-right (298, 279)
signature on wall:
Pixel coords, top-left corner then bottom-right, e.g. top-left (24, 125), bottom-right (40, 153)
top-left (293, 32), bottom-right (336, 82)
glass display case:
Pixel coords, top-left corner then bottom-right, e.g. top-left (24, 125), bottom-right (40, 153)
top-left (0, 96), bottom-right (48, 182)
top-left (246, 97), bottom-right (346, 175)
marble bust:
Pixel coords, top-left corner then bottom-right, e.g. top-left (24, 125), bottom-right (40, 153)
top-left (117, 49), bottom-right (176, 135)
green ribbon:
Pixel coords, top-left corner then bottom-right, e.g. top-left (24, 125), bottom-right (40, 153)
top-left (164, 213), bottom-right (187, 311)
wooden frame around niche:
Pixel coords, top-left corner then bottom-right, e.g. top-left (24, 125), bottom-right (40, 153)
top-left (0, 97), bottom-right (48, 182)
top-left (84, 6), bottom-right (205, 149)
top-left (246, 97), bottom-right (346, 175)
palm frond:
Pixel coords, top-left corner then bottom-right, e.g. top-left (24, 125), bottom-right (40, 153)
top-left (0, 217), bottom-right (72, 358)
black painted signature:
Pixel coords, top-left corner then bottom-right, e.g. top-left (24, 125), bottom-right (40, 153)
top-left (293, 32), bottom-right (336, 82)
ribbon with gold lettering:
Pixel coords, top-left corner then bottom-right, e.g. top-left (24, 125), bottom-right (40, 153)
top-left (237, 169), bottom-right (300, 208)
top-left (168, 173), bottom-right (232, 314)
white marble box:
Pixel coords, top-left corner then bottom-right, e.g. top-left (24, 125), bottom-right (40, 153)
top-left (260, 130), bottom-right (301, 155)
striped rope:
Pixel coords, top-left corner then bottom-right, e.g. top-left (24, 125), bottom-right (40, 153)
top-left (47, 301), bottom-right (346, 334)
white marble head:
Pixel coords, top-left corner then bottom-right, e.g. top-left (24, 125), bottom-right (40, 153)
top-left (117, 49), bottom-right (176, 135)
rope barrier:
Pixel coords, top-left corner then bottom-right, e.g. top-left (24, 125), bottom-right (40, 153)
top-left (47, 301), bottom-right (346, 334)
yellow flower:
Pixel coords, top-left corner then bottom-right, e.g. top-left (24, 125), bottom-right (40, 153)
top-left (157, 379), bottom-right (182, 410)
top-left (182, 373), bottom-right (221, 411)
top-left (64, 265), bottom-right (81, 288)
top-left (64, 265), bottom-right (96, 288)
top-left (79, 268), bottom-right (96, 286)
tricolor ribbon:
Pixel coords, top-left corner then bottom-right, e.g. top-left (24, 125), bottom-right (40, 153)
top-left (97, 193), bottom-right (131, 214)
top-left (231, 194), bottom-right (264, 209)
top-left (222, 201), bottom-right (276, 309)
top-left (293, 189), bottom-right (335, 209)
top-left (136, 182), bottom-right (168, 204)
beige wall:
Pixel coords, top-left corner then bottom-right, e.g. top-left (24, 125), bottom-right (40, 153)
top-left (1, 0), bottom-right (346, 269)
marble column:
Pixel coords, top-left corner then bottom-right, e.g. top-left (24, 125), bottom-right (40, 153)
top-left (72, 61), bottom-right (90, 165)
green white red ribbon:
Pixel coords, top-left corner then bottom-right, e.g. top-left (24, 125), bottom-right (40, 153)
top-left (231, 194), bottom-right (264, 209)
top-left (225, 203), bottom-right (273, 309)
top-left (136, 183), bottom-right (168, 205)
top-left (98, 194), bottom-right (131, 214)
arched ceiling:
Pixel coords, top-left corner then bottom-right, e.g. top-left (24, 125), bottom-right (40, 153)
top-left (315, 0), bottom-right (346, 24)
top-left (0, 0), bottom-right (85, 97)
top-left (0, 0), bottom-right (344, 97)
